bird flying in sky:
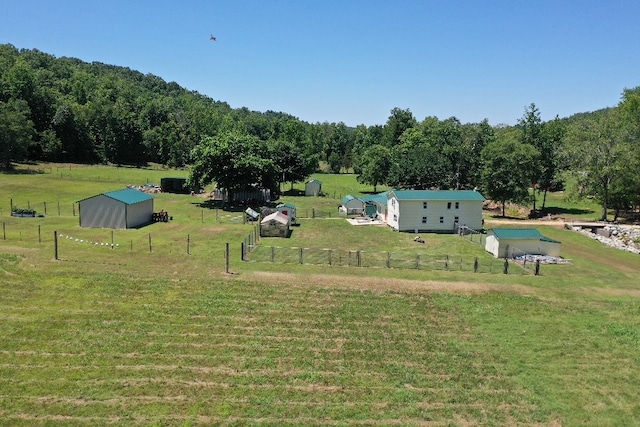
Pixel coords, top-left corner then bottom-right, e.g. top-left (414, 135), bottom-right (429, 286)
top-left (209, 35), bottom-right (217, 41)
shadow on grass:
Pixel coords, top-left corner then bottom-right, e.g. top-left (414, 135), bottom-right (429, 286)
top-left (192, 198), bottom-right (278, 212)
top-left (543, 207), bottom-right (595, 216)
top-left (1, 168), bottom-right (46, 175)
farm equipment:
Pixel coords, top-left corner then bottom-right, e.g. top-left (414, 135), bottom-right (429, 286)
top-left (152, 210), bottom-right (170, 222)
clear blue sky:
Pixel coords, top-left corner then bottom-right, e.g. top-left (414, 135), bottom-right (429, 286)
top-left (2, 0), bottom-right (639, 126)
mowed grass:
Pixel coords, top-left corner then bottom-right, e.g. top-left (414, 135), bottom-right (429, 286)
top-left (1, 163), bottom-right (640, 425)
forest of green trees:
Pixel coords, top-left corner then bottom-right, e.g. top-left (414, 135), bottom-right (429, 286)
top-left (1, 44), bottom-right (639, 220)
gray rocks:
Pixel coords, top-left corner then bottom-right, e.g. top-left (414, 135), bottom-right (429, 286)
top-left (571, 224), bottom-right (640, 254)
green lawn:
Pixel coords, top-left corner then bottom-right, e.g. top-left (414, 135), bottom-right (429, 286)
top-left (1, 163), bottom-right (640, 425)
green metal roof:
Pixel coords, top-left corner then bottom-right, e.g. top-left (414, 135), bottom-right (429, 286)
top-left (490, 228), bottom-right (560, 243)
top-left (342, 194), bottom-right (361, 204)
top-left (103, 188), bottom-right (154, 205)
top-left (389, 190), bottom-right (485, 201)
top-left (277, 203), bottom-right (296, 209)
top-left (360, 191), bottom-right (390, 205)
top-left (307, 179), bottom-right (322, 184)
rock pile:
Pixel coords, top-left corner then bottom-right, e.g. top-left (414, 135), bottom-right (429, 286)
top-left (571, 225), bottom-right (640, 254)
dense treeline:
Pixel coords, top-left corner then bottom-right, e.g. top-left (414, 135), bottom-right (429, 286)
top-left (1, 44), bottom-right (640, 219)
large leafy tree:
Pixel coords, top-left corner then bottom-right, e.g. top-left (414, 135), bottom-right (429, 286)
top-left (459, 119), bottom-right (495, 189)
top-left (0, 98), bottom-right (35, 169)
top-left (355, 144), bottom-right (393, 192)
top-left (382, 107), bottom-right (416, 147)
top-left (268, 138), bottom-right (317, 192)
top-left (188, 131), bottom-right (278, 203)
top-left (563, 109), bottom-right (630, 221)
top-left (481, 139), bottom-right (540, 217)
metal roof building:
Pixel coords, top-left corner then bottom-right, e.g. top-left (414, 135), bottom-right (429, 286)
top-left (78, 188), bottom-right (155, 229)
top-left (485, 228), bottom-right (561, 258)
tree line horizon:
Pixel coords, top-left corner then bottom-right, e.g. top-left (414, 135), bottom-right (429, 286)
top-left (1, 44), bottom-right (639, 220)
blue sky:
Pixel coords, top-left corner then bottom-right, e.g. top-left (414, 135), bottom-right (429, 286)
top-left (1, 0), bottom-right (639, 126)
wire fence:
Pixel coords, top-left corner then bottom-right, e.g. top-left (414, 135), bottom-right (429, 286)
top-left (244, 245), bottom-right (529, 274)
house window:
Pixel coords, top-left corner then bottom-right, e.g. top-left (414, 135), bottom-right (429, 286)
top-left (422, 216), bottom-right (427, 224)
top-left (423, 202), bottom-right (428, 209)
top-left (454, 216), bottom-right (459, 223)
top-left (447, 202), bottom-right (452, 209)
top-left (439, 216), bottom-right (444, 223)
top-left (455, 202), bottom-right (459, 209)
top-left (393, 214), bottom-right (397, 222)
top-left (391, 199), bottom-right (395, 207)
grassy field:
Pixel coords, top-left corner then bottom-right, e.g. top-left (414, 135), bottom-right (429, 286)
top-left (1, 163), bottom-right (640, 426)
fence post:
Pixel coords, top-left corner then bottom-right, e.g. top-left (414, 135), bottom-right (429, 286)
top-left (225, 242), bottom-right (230, 273)
top-left (445, 255), bottom-right (449, 271)
top-left (416, 254), bottom-right (420, 270)
top-left (271, 246), bottom-right (275, 262)
top-left (535, 259), bottom-right (540, 276)
top-left (474, 257), bottom-right (478, 273)
top-left (148, 233), bottom-right (152, 253)
top-left (329, 249), bottom-right (332, 266)
top-left (386, 252), bottom-right (390, 268)
top-left (44, 201), bottom-right (47, 215)
top-left (357, 250), bottom-right (361, 267)
top-left (3, 222), bottom-right (5, 240)
top-left (54, 230), bottom-right (58, 260)
top-left (299, 247), bottom-right (303, 264)
top-left (38, 225), bottom-right (41, 244)
top-left (187, 234), bottom-right (190, 255)
top-left (503, 258), bottom-right (509, 274)
top-left (241, 242), bottom-right (245, 261)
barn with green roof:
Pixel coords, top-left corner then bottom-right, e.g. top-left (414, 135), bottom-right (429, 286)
top-left (78, 188), bottom-right (155, 229)
top-left (485, 228), bottom-right (561, 258)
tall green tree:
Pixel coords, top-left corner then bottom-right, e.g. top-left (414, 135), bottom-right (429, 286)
top-left (382, 107), bottom-right (416, 147)
top-left (517, 103), bottom-right (545, 211)
top-left (481, 139), bottom-right (540, 217)
top-left (564, 109), bottom-right (629, 221)
top-left (188, 131), bottom-right (278, 203)
top-left (355, 144), bottom-right (393, 192)
top-left (0, 98), bottom-right (35, 169)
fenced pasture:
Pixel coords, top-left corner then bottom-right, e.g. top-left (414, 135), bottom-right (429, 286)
top-left (3, 163), bottom-right (640, 425)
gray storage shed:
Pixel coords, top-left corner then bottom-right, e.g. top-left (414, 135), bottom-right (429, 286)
top-left (78, 188), bottom-right (154, 229)
top-left (305, 179), bottom-right (323, 196)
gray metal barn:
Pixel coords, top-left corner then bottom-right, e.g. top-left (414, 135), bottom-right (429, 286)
top-left (78, 188), bottom-right (154, 229)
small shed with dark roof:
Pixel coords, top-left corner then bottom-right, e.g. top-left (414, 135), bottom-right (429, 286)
top-left (485, 228), bottom-right (561, 258)
top-left (78, 188), bottom-right (155, 229)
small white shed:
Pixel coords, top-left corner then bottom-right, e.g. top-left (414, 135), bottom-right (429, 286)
top-left (485, 228), bottom-right (561, 258)
top-left (305, 179), bottom-right (323, 196)
top-left (78, 188), bottom-right (154, 229)
top-left (260, 211), bottom-right (290, 237)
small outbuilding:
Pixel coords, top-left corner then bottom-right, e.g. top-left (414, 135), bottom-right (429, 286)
top-left (341, 195), bottom-right (365, 215)
top-left (276, 203), bottom-right (297, 225)
top-left (260, 211), bottom-right (290, 237)
top-left (160, 177), bottom-right (189, 194)
top-left (78, 188), bottom-right (154, 229)
top-left (305, 179), bottom-right (323, 196)
top-left (485, 228), bottom-right (561, 258)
